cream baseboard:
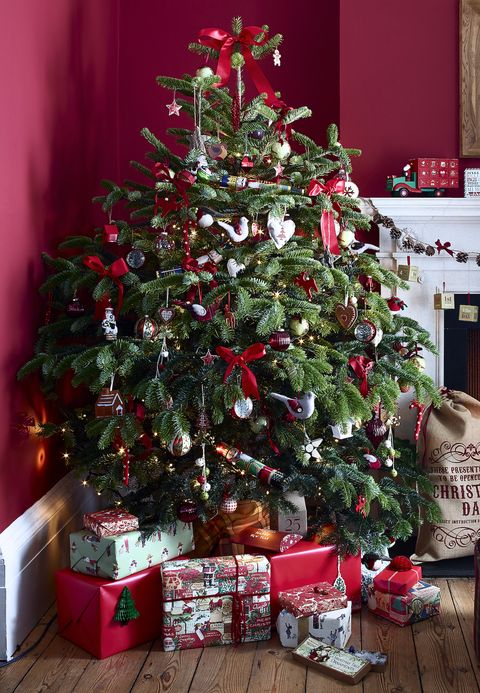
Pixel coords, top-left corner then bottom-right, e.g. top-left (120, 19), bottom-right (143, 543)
top-left (0, 472), bottom-right (100, 660)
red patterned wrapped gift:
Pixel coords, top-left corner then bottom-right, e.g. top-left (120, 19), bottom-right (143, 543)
top-left (161, 554), bottom-right (271, 650)
top-left (368, 579), bottom-right (440, 626)
top-left (231, 537), bottom-right (361, 618)
top-left (373, 556), bottom-right (422, 596)
top-left (279, 581), bottom-right (348, 618)
top-left (83, 508), bottom-right (139, 538)
top-left (56, 566), bottom-right (162, 658)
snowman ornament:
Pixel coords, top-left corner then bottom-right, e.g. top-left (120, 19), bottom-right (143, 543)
top-left (102, 306), bottom-right (118, 341)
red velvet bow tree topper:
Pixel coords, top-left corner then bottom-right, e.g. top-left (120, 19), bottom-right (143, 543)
top-left (348, 356), bottom-right (374, 397)
top-left (197, 26), bottom-right (283, 108)
top-left (216, 343), bottom-right (266, 400)
top-left (83, 256), bottom-right (129, 316)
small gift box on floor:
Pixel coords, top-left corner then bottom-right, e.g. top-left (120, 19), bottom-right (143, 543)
top-left (361, 559), bottom-right (390, 603)
top-left (231, 529), bottom-right (361, 617)
top-left (373, 556), bottom-right (422, 596)
top-left (292, 636), bottom-right (371, 685)
top-left (277, 601), bottom-right (352, 649)
top-left (56, 566), bottom-right (162, 659)
top-left (84, 508), bottom-right (139, 537)
top-left (161, 554), bottom-right (271, 650)
top-left (70, 521), bottom-right (194, 580)
top-left (368, 579), bottom-right (441, 626)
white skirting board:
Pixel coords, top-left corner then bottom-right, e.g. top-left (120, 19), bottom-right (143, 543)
top-left (0, 472), bottom-right (100, 660)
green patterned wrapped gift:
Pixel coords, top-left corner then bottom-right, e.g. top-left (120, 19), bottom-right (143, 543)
top-left (70, 522), bottom-right (194, 580)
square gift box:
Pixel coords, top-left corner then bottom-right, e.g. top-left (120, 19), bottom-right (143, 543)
top-left (278, 582), bottom-right (348, 618)
top-left (70, 521), bottom-right (194, 580)
top-left (231, 533), bottom-right (361, 618)
top-left (277, 601), bottom-right (352, 649)
top-left (361, 560), bottom-right (390, 603)
top-left (83, 508), bottom-right (139, 537)
top-left (56, 567), bottom-right (162, 659)
top-left (161, 554), bottom-right (271, 651)
top-left (373, 556), bottom-right (422, 596)
top-left (368, 579), bottom-right (441, 626)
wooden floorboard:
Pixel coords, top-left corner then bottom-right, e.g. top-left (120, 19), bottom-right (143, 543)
top-left (1, 580), bottom-right (479, 693)
top-left (413, 578), bottom-right (480, 693)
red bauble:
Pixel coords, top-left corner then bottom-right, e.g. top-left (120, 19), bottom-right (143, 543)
top-left (365, 412), bottom-right (387, 449)
top-left (134, 315), bottom-right (158, 340)
top-left (269, 330), bottom-right (291, 351)
top-left (177, 500), bottom-right (199, 523)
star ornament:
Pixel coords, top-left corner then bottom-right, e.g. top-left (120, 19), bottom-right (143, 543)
top-left (294, 271), bottom-right (319, 300)
top-left (201, 349), bottom-right (218, 366)
top-left (301, 437), bottom-right (323, 462)
top-left (273, 162), bottom-right (284, 177)
top-left (166, 99), bottom-right (182, 116)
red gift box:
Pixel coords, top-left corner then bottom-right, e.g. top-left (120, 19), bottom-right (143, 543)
top-left (231, 537), bottom-right (361, 618)
top-left (373, 557), bottom-right (422, 596)
top-left (278, 581), bottom-right (348, 618)
top-left (56, 567), bottom-right (162, 658)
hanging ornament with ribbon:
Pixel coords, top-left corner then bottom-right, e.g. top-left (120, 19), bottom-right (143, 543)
top-left (216, 343), bottom-right (266, 400)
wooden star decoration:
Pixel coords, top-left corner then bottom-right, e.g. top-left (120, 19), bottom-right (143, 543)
top-left (201, 349), bottom-right (218, 366)
top-left (166, 99), bottom-right (182, 116)
top-left (294, 272), bottom-right (318, 300)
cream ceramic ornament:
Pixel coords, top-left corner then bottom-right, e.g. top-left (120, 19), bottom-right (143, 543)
top-left (227, 258), bottom-right (246, 277)
top-left (289, 317), bottom-right (309, 336)
top-left (217, 217), bottom-right (250, 243)
top-left (271, 140), bottom-right (291, 160)
top-left (268, 215), bottom-right (296, 249)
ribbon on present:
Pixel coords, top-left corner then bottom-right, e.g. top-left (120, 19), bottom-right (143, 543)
top-left (348, 356), bottom-right (374, 397)
top-left (435, 239), bottom-right (454, 256)
top-left (216, 343), bottom-right (266, 400)
top-left (197, 26), bottom-right (283, 107)
top-left (83, 256), bottom-right (129, 316)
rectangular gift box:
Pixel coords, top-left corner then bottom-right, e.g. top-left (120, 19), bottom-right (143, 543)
top-left (277, 601), bottom-right (351, 649)
top-left (368, 579), bottom-right (441, 626)
top-left (292, 636), bottom-right (371, 685)
top-left (161, 554), bottom-right (271, 650)
top-left (56, 567), bottom-right (162, 659)
top-left (278, 582), bottom-right (348, 618)
top-left (373, 560), bottom-right (422, 596)
top-left (70, 521), bottom-right (194, 580)
top-left (231, 535), bottom-right (361, 618)
top-left (361, 560), bottom-right (390, 603)
top-left (84, 508), bottom-right (139, 537)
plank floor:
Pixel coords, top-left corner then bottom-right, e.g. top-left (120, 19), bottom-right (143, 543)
top-left (1, 578), bottom-right (478, 693)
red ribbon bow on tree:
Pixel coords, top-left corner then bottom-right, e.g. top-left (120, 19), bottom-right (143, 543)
top-left (153, 163), bottom-right (195, 216)
top-left (435, 239), bottom-right (454, 256)
top-left (216, 343), bottom-right (266, 400)
top-left (197, 26), bottom-right (283, 108)
top-left (182, 257), bottom-right (218, 276)
top-left (306, 177), bottom-right (346, 198)
top-left (307, 179), bottom-right (344, 256)
top-left (83, 256), bottom-right (129, 315)
top-left (348, 356), bottom-right (374, 397)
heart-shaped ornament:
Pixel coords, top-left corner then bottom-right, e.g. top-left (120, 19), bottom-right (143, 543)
top-left (159, 307), bottom-right (175, 324)
top-left (335, 303), bottom-right (358, 329)
top-left (227, 258), bottom-right (246, 278)
top-left (268, 217), bottom-right (296, 249)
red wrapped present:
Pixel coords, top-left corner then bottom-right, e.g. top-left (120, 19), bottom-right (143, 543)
top-left (83, 508), bottom-right (139, 538)
top-left (161, 554), bottom-right (271, 650)
top-left (373, 556), bottom-right (422, 596)
top-left (231, 528), bottom-right (302, 553)
top-left (368, 579), bottom-right (440, 626)
top-left (56, 567), bottom-right (162, 658)
top-left (231, 536), bottom-right (361, 618)
top-left (279, 581), bottom-right (348, 618)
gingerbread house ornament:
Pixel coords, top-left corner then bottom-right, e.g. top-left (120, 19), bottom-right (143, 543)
top-left (95, 388), bottom-right (125, 418)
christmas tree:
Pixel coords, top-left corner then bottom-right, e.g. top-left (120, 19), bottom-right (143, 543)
top-left (19, 18), bottom-right (440, 556)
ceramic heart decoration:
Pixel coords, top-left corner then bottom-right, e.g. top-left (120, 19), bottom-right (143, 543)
top-left (159, 307), bottom-right (175, 324)
top-left (335, 304), bottom-right (358, 329)
top-left (268, 216), bottom-right (296, 249)
top-left (227, 258), bottom-right (246, 278)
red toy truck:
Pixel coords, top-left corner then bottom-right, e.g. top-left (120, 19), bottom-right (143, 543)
top-left (386, 158), bottom-right (459, 197)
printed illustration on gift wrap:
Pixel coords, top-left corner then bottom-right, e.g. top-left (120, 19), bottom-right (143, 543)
top-left (161, 555), bottom-right (271, 651)
top-left (368, 579), bottom-right (440, 626)
top-left (292, 636), bottom-right (371, 684)
top-left (277, 602), bottom-right (352, 648)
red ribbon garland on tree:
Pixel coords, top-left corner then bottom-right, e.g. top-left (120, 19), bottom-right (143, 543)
top-left (197, 26), bottom-right (283, 108)
top-left (348, 356), bottom-right (374, 397)
top-left (153, 164), bottom-right (195, 217)
top-left (83, 256), bottom-right (129, 316)
top-left (307, 178), bottom-right (345, 256)
top-left (216, 343), bottom-right (266, 400)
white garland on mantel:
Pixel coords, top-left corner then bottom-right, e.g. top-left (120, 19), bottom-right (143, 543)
top-left (360, 198), bottom-right (480, 265)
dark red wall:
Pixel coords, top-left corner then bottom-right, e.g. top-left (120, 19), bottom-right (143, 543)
top-left (340, 0), bottom-right (480, 196)
top-left (0, 0), bottom-right (120, 532)
top-left (3, 1), bottom-right (474, 531)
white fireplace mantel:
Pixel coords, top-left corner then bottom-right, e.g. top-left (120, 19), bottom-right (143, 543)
top-left (371, 197), bottom-right (480, 437)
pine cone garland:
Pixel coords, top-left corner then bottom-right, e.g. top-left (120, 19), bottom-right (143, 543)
top-left (402, 237), bottom-right (415, 250)
top-left (456, 251), bottom-right (469, 263)
top-left (413, 243), bottom-right (425, 254)
top-left (390, 228), bottom-right (402, 240)
top-left (425, 245), bottom-right (435, 256)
